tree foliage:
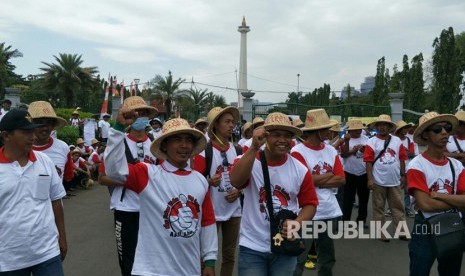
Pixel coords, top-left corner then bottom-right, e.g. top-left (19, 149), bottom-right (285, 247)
top-left (148, 71), bottom-right (186, 118)
top-left (0, 43), bottom-right (23, 98)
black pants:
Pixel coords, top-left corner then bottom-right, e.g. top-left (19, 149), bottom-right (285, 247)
top-left (342, 172), bottom-right (369, 222)
top-left (114, 210), bottom-right (139, 276)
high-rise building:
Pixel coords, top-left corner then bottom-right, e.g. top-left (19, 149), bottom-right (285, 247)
top-left (360, 76), bottom-right (375, 94)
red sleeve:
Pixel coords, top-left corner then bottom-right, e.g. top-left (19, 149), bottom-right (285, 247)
top-left (398, 144), bottom-right (407, 161)
top-left (457, 170), bottom-right (465, 194)
top-left (363, 145), bottom-right (375, 162)
top-left (92, 154), bottom-right (100, 164)
top-left (332, 156), bottom-right (345, 178)
top-left (63, 153), bottom-right (75, 181)
top-left (192, 154), bottom-right (206, 175)
top-left (125, 163), bottom-right (150, 194)
top-left (243, 145), bottom-right (249, 153)
top-left (201, 189), bottom-right (216, 227)
top-left (78, 159), bottom-right (86, 168)
top-left (407, 169), bottom-right (429, 196)
top-left (297, 171), bottom-right (319, 208)
top-left (290, 152), bottom-right (308, 167)
top-left (408, 142), bottom-right (415, 154)
top-left (99, 159), bottom-right (105, 173)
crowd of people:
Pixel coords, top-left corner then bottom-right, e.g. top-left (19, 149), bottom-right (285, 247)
top-left (1, 97), bottom-right (465, 276)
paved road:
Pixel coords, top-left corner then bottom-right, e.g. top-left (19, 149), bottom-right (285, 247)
top-left (63, 184), bottom-right (460, 276)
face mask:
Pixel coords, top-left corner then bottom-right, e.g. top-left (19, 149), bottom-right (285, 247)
top-left (132, 117), bottom-right (149, 131)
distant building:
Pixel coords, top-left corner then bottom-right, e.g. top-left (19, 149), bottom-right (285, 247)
top-left (360, 76), bottom-right (375, 95)
top-left (340, 86), bottom-right (360, 99)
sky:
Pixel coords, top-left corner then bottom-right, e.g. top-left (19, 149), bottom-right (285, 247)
top-left (1, 0), bottom-right (465, 105)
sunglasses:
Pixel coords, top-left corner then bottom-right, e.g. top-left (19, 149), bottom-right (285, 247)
top-left (428, 123), bottom-right (453, 134)
top-left (220, 151), bottom-right (229, 167)
top-left (136, 142), bottom-right (144, 160)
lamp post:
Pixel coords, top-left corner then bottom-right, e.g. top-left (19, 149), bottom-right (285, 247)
top-left (134, 78), bottom-right (140, 95)
top-left (297, 73), bottom-right (300, 92)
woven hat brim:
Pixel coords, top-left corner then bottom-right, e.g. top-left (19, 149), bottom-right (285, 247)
top-left (301, 121), bottom-right (337, 132)
top-left (395, 123), bottom-right (413, 134)
top-left (32, 116), bottom-right (68, 130)
top-left (131, 105), bottom-right (158, 119)
top-left (264, 125), bottom-right (303, 137)
top-left (207, 107), bottom-right (240, 136)
top-left (372, 120), bottom-right (396, 130)
top-left (346, 126), bottom-right (365, 131)
top-left (150, 128), bottom-right (207, 160)
top-left (413, 114), bottom-right (458, 146)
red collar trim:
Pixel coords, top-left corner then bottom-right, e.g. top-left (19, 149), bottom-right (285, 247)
top-left (0, 147), bottom-right (37, 163)
top-left (126, 133), bottom-right (148, 142)
top-left (303, 141), bottom-right (325, 151)
top-left (33, 137), bottom-right (54, 151)
top-left (212, 142), bottom-right (231, 152)
top-left (254, 152), bottom-right (288, 167)
top-left (160, 161), bottom-right (192, 175)
top-left (421, 153), bottom-right (448, 166)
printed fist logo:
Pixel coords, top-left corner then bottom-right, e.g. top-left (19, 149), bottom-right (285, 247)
top-left (55, 165), bottom-right (63, 177)
top-left (259, 185), bottom-right (291, 221)
top-left (215, 164), bottom-right (233, 192)
top-left (379, 148), bottom-right (396, 164)
top-left (312, 161), bottom-right (333, 175)
top-left (163, 194), bottom-right (200, 238)
top-left (430, 178), bottom-right (453, 195)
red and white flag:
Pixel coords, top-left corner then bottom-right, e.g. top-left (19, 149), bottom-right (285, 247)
top-left (100, 83), bottom-right (110, 118)
top-left (120, 82), bottom-right (125, 104)
top-left (112, 76), bottom-right (118, 97)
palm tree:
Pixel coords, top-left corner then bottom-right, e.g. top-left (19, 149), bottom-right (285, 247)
top-left (0, 43), bottom-right (23, 98)
top-left (187, 88), bottom-right (209, 119)
top-left (149, 71), bottom-right (186, 118)
top-left (40, 53), bottom-right (99, 108)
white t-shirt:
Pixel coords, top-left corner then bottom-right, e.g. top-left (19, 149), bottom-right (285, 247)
top-left (98, 120), bottom-right (111, 139)
top-left (149, 128), bottom-right (162, 140)
top-left (364, 135), bottom-right (407, 187)
top-left (235, 153), bottom-right (318, 253)
top-left (69, 117), bottom-right (81, 127)
top-left (32, 137), bottom-right (70, 180)
top-left (193, 143), bottom-right (241, 221)
top-left (83, 119), bottom-right (97, 146)
top-left (342, 135), bottom-right (368, 176)
top-left (291, 142), bottom-right (345, 220)
top-left (0, 150), bottom-right (66, 271)
top-left (446, 135), bottom-right (465, 154)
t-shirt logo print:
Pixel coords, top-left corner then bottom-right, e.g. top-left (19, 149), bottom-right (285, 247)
top-left (163, 194), bottom-right (200, 238)
top-left (215, 164), bottom-right (233, 192)
top-left (430, 178), bottom-right (453, 195)
top-left (312, 161), bottom-right (333, 175)
top-left (379, 148), bottom-right (396, 164)
top-left (258, 185), bottom-right (291, 221)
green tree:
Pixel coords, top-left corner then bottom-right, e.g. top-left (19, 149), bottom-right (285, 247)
top-left (432, 27), bottom-right (463, 113)
top-left (149, 71), bottom-right (186, 118)
top-left (186, 87), bottom-right (209, 119)
top-left (40, 53), bottom-right (99, 108)
top-left (371, 57), bottom-right (390, 105)
top-left (0, 43), bottom-right (23, 98)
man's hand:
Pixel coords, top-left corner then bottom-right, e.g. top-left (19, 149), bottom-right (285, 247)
top-left (202, 266), bottom-right (215, 276)
top-left (367, 179), bottom-right (374, 190)
top-left (117, 107), bottom-right (137, 127)
top-left (344, 133), bottom-right (351, 141)
top-left (281, 219), bottom-right (299, 241)
top-left (59, 236), bottom-right (67, 261)
top-left (208, 174), bottom-right (221, 187)
top-left (225, 189), bottom-right (241, 203)
top-left (251, 127), bottom-right (267, 151)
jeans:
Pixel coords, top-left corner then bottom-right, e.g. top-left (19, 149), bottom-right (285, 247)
top-left (238, 246), bottom-right (297, 276)
top-left (0, 255), bottom-right (63, 276)
top-left (409, 214), bottom-right (463, 276)
top-left (342, 172), bottom-right (369, 223)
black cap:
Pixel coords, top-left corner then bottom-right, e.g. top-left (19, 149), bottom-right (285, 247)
top-left (0, 109), bottom-right (44, 131)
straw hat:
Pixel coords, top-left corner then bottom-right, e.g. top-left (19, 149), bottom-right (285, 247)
top-left (263, 112), bottom-right (302, 137)
top-left (329, 120), bottom-right (341, 132)
top-left (455, 110), bottom-right (465, 123)
top-left (72, 110), bottom-right (79, 115)
top-left (207, 106), bottom-right (240, 136)
top-left (71, 148), bottom-right (82, 155)
top-left (76, 138), bottom-right (85, 144)
top-left (122, 96), bottom-right (158, 119)
top-left (28, 101), bottom-right (67, 130)
top-left (395, 120), bottom-right (413, 134)
top-left (251, 117), bottom-right (265, 129)
top-left (242, 122), bottom-right (253, 133)
top-left (150, 118), bottom-right (207, 160)
top-left (413, 112), bottom-right (458, 146)
top-left (372, 114), bottom-right (396, 130)
top-left (194, 117), bottom-right (208, 128)
top-left (346, 119), bottom-right (365, 131)
top-left (301, 109), bottom-right (337, 131)
top-left (91, 138), bottom-right (99, 145)
top-left (292, 118), bottom-right (304, 128)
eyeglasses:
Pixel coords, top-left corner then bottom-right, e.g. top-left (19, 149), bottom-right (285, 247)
top-left (136, 142), bottom-right (144, 160)
top-left (428, 123), bottom-right (453, 134)
top-left (220, 151), bottom-right (229, 167)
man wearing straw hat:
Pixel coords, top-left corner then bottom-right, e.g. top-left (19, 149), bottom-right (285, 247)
top-left (363, 114), bottom-right (408, 242)
top-left (238, 122), bottom-right (253, 148)
top-left (290, 109), bottom-right (345, 276)
top-left (104, 108), bottom-right (217, 276)
top-left (395, 120), bottom-right (419, 218)
top-left (29, 101), bottom-right (75, 197)
top-left (230, 112), bottom-right (318, 275)
top-left (0, 109), bottom-right (67, 275)
top-left (340, 119), bottom-right (370, 227)
top-left (99, 96), bottom-right (158, 276)
top-left (445, 110), bottom-right (465, 164)
top-left (242, 116), bottom-right (265, 153)
top-left (149, 117), bottom-right (163, 140)
top-left (407, 111), bottom-right (465, 275)
top-left (194, 117), bottom-right (210, 142)
top-left (193, 106), bottom-right (242, 276)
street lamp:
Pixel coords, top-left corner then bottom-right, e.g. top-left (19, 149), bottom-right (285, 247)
top-left (297, 73), bottom-right (300, 92)
top-left (134, 78), bottom-right (140, 95)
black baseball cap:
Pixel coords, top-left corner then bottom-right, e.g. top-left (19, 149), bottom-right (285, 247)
top-left (0, 109), bottom-right (44, 131)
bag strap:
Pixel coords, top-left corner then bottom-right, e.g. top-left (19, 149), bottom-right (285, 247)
top-left (260, 150), bottom-right (275, 227)
top-left (120, 138), bottom-right (138, 202)
top-left (453, 136), bottom-right (464, 153)
top-left (373, 135), bottom-right (391, 164)
top-left (447, 158), bottom-right (456, 194)
top-left (204, 141), bottom-right (213, 178)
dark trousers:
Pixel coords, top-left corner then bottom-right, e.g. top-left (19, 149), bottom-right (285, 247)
top-left (114, 210), bottom-right (139, 276)
top-left (342, 172), bottom-right (369, 222)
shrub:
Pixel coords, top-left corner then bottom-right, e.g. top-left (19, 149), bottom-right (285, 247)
top-left (57, 126), bottom-right (80, 146)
